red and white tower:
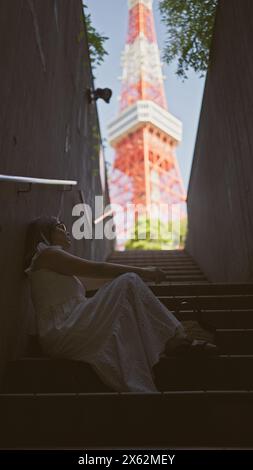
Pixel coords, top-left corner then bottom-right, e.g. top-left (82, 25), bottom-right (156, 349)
top-left (108, 0), bottom-right (186, 248)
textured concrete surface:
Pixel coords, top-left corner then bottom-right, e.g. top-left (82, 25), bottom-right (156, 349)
top-left (0, 0), bottom-right (114, 377)
top-left (186, 0), bottom-right (253, 283)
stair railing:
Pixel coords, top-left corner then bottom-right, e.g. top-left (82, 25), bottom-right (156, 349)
top-left (0, 174), bottom-right (77, 192)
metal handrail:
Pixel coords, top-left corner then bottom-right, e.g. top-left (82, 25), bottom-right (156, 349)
top-left (0, 174), bottom-right (77, 186)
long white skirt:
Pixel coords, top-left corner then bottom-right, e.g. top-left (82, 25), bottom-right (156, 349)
top-left (41, 273), bottom-right (186, 393)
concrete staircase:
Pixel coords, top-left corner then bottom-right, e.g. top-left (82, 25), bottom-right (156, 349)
top-left (1, 249), bottom-right (253, 448)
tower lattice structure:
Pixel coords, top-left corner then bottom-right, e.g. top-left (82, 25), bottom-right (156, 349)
top-left (108, 0), bottom-right (186, 247)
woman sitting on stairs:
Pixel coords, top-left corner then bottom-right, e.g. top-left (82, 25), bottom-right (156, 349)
top-left (24, 216), bottom-right (217, 393)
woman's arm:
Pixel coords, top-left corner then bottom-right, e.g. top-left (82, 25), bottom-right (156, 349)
top-left (34, 247), bottom-right (165, 282)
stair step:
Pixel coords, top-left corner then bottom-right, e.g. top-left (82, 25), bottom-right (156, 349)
top-left (164, 275), bottom-right (205, 280)
top-left (216, 329), bottom-right (253, 354)
top-left (175, 309), bottom-right (253, 328)
top-left (1, 358), bottom-right (113, 394)
top-left (108, 255), bottom-right (192, 260)
top-left (107, 257), bottom-right (199, 264)
top-left (4, 355), bottom-right (253, 394)
top-left (108, 249), bottom-right (189, 256)
top-left (153, 355), bottom-right (253, 391)
top-left (108, 261), bottom-right (202, 268)
top-left (108, 261), bottom-right (201, 267)
top-left (158, 295), bottom-right (253, 310)
top-left (87, 284), bottom-right (253, 299)
top-left (152, 269), bottom-right (204, 274)
top-left (149, 283), bottom-right (253, 296)
top-left (1, 391), bottom-right (253, 447)
top-left (107, 249), bottom-right (208, 285)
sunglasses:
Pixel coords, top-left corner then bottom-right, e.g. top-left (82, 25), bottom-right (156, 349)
top-left (55, 222), bottom-right (67, 232)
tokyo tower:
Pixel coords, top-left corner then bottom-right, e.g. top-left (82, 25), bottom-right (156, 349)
top-left (107, 0), bottom-right (186, 248)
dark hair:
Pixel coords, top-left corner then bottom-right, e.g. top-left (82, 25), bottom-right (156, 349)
top-left (24, 216), bottom-right (60, 271)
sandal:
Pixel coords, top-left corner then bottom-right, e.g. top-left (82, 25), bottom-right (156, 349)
top-left (164, 338), bottom-right (219, 358)
top-left (188, 339), bottom-right (219, 356)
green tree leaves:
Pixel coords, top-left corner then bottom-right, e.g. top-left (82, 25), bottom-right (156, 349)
top-left (159, 0), bottom-right (218, 79)
top-left (82, 3), bottom-right (108, 71)
top-left (125, 216), bottom-right (188, 250)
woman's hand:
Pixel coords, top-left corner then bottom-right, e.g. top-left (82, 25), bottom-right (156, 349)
top-left (141, 267), bottom-right (167, 283)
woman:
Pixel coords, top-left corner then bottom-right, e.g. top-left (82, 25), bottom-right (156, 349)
top-left (24, 216), bottom-right (215, 393)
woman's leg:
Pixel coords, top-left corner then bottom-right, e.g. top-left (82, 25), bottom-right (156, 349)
top-left (82, 272), bottom-right (189, 392)
top-left (60, 272), bottom-right (189, 392)
top-left (112, 272), bottom-right (189, 361)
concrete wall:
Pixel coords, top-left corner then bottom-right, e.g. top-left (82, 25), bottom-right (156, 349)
top-left (186, 0), bottom-right (253, 282)
top-left (0, 0), bottom-right (114, 378)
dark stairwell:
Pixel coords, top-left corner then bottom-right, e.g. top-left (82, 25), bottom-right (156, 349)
top-left (1, 0), bottom-right (253, 450)
top-left (1, 249), bottom-right (253, 448)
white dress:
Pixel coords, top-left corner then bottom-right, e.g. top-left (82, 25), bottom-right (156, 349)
top-left (25, 242), bottom-right (186, 393)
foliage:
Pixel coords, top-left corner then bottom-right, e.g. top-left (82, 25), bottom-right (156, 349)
top-left (82, 3), bottom-right (108, 70)
top-left (125, 216), bottom-right (188, 250)
top-left (159, 0), bottom-right (218, 78)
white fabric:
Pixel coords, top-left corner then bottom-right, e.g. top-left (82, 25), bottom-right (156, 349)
top-left (26, 242), bottom-right (186, 392)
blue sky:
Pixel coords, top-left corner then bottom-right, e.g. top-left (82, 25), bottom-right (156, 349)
top-left (85, 0), bottom-right (206, 190)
